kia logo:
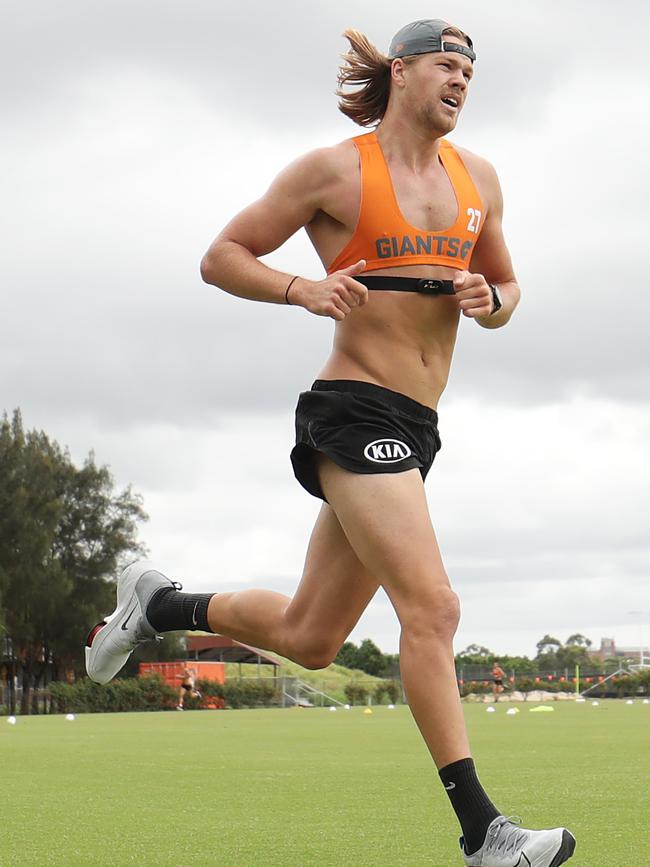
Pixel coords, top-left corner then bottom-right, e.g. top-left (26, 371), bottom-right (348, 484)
top-left (363, 439), bottom-right (412, 463)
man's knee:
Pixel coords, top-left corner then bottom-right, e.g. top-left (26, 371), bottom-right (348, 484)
top-left (285, 632), bottom-right (339, 671)
top-left (400, 585), bottom-right (461, 642)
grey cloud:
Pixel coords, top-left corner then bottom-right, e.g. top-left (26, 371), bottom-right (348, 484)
top-left (4, 2), bottom-right (648, 427)
top-left (3, 0), bottom-right (631, 135)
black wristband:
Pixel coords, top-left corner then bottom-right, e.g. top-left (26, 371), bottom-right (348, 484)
top-left (285, 276), bottom-right (298, 305)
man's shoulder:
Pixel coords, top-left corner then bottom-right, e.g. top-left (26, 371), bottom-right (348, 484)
top-left (279, 137), bottom-right (359, 201)
top-left (296, 137), bottom-right (359, 177)
top-left (448, 142), bottom-right (498, 181)
top-left (446, 141), bottom-right (501, 207)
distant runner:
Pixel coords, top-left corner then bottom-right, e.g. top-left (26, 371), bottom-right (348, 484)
top-left (176, 666), bottom-right (201, 710)
top-left (492, 661), bottom-right (506, 702)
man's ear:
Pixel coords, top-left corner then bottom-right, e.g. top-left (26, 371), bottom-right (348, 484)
top-left (391, 58), bottom-right (408, 88)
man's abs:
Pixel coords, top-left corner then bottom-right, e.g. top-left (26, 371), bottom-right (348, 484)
top-left (317, 282), bottom-right (461, 409)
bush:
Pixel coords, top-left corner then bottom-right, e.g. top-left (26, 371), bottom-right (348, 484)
top-left (385, 681), bottom-right (400, 704)
top-left (373, 680), bottom-right (401, 704)
top-left (193, 678), bottom-right (279, 709)
top-left (458, 680), bottom-right (492, 698)
top-left (222, 680), bottom-right (278, 708)
top-left (49, 675), bottom-right (177, 713)
top-left (344, 682), bottom-right (369, 705)
top-left (632, 670), bottom-right (650, 694)
top-left (599, 672), bottom-right (650, 698)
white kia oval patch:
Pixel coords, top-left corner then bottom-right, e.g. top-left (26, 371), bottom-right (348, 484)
top-left (363, 439), bottom-right (412, 464)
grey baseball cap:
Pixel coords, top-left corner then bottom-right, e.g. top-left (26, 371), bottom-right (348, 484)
top-left (388, 19), bottom-right (476, 63)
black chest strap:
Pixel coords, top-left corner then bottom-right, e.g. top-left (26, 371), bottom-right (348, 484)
top-left (357, 276), bottom-right (455, 295)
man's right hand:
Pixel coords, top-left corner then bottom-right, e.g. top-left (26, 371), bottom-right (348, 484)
top-left (288, 259), bottom-right (368, 320)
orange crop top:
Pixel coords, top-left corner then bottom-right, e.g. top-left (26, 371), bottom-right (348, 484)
top-left (327, 131), bottom-right (485, 275)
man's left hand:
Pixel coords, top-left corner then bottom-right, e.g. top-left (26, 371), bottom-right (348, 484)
top-left (453, 270), bottom-right (493, 318)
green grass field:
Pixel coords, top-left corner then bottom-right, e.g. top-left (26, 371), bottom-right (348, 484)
top-left (1, 701), bottom-right (648, 866)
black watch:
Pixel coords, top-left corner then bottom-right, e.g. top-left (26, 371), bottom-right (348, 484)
top-left (488, 283), bottom-right (503, 315)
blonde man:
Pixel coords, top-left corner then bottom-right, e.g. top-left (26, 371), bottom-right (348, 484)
top-left (176, 666), bottom-right (201, 710)
top-left (86, 20), bottom-right (575, 866)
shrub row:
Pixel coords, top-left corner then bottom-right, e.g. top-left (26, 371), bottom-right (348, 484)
top-left (459, 679), bottom-right (577, 697)
top-left (343, 680), bottom-right (401, 705)
top-left (588, 670), bottom-right (650, 698)
top-left (459, 670), bottom-right (650, 699)
top-left (48, 676), bottom-right (283, 713)
top-left (192, 679), bottom-right (279, 709)
top-left (46, 670), bottom-right (650, 714)
top-left (49, 675), bottom-right (178, 713)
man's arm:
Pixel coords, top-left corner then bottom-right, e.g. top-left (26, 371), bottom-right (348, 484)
top-left (453, 156), bottom-right (521, 329)
top-left (200, 149), bottom-right (367, 320)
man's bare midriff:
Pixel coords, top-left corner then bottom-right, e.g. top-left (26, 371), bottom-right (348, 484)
top-left (304, 137), bottom-right (477, 410)
top-left (317, 264), bottom-right (461, 409)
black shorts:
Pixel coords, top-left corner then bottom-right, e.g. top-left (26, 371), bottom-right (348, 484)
top-left (290, 380), bottom-right (441, 501)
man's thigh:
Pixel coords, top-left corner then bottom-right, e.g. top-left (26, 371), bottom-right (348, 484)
top-left (283, 501), bottom-right (380, 643)
top-left (317, 456), bottom-right (450, 605)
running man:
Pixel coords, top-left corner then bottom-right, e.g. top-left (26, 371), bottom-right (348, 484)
top-left (85, 19), bottom-right (576, 866)
top-left (176, 666), bottom-right (201, 710)
top-left (492, 661), bottom-right (506, 702)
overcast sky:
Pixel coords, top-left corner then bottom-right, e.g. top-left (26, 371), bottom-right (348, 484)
top-left (2, 1), bottom-right (649, 659)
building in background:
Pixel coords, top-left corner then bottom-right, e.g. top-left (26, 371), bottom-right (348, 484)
top-left (589, 638), bottom-right (650, 663)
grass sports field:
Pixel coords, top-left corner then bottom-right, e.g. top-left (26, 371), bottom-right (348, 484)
top-left (1, 700), bottom-right (648, 866)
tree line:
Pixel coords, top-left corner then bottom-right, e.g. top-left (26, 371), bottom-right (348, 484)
top-left (455, 634), bottom-right (602, 675)
top-left (337, 634), bottom-right (620, 680)
top-left (0, 409), bottom-right (180, 715)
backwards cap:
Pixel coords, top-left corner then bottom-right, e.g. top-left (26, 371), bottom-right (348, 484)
top-left (388, 19), bottom-right (476, 63)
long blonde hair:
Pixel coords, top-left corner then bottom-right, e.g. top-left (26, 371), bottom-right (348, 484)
top-left (336, 26), bottom-right (471, 127)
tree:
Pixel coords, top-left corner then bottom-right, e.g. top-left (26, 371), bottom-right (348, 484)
top-left (457, 644), bottom-right (495, 663)
top-left (557, 634), bottom-right (593, 670)
top-left (458, 644), bottom-right (493, 658)
top-left (535, 635), bottom-right (562, 656)
top-left (0, 411), bottom-right (65, 713)
top-left (565, 633), bottom-right (592, 648)
top-left (556, 644), bottom-right (591, 669)
top-left (335, 639), bottom-right (391, 676)
top-left (534, 634), bottom-right (563, 669)
top-left (533, 634), bottom-right (594, 673)
top-left (0, 409), bottom-right (148, 713)
top-left (48, 452), bottom-right (148, 675)
top-left (355, 638), bottom-right (388, 677)
top-left (335, 641), bottom-right (359, 670)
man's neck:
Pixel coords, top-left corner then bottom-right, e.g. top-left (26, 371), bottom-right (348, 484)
top-left (375, 113), bottom-right (445, 173)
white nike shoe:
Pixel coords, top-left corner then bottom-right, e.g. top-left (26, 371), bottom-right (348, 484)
top-left (85, 560), bottom-right (181, 685)
top-left (462, 816), bottom-right (576, 866)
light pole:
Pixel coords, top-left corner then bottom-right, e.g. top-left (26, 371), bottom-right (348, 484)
top-left (628, 611), bottom-right (650, 666)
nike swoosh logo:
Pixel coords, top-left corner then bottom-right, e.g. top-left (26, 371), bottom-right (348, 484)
top-left (444, 782), bottom-right (456, 791)
top-left (121, 606), bottom-right (138, 630)
top-left (192, 601), bottom-right (199, 627)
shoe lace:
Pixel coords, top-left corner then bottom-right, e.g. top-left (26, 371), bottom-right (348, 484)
top-left (483, 817), bottom-right (527, 856)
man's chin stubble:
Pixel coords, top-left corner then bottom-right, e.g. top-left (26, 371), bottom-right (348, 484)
top-left (417, 108), bottom-right (457, 135)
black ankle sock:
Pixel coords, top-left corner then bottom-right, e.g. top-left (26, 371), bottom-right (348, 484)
top-left (438, 758), bottom-right (500, 855)
top-left (146, 588), bottom-right (215, 633)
